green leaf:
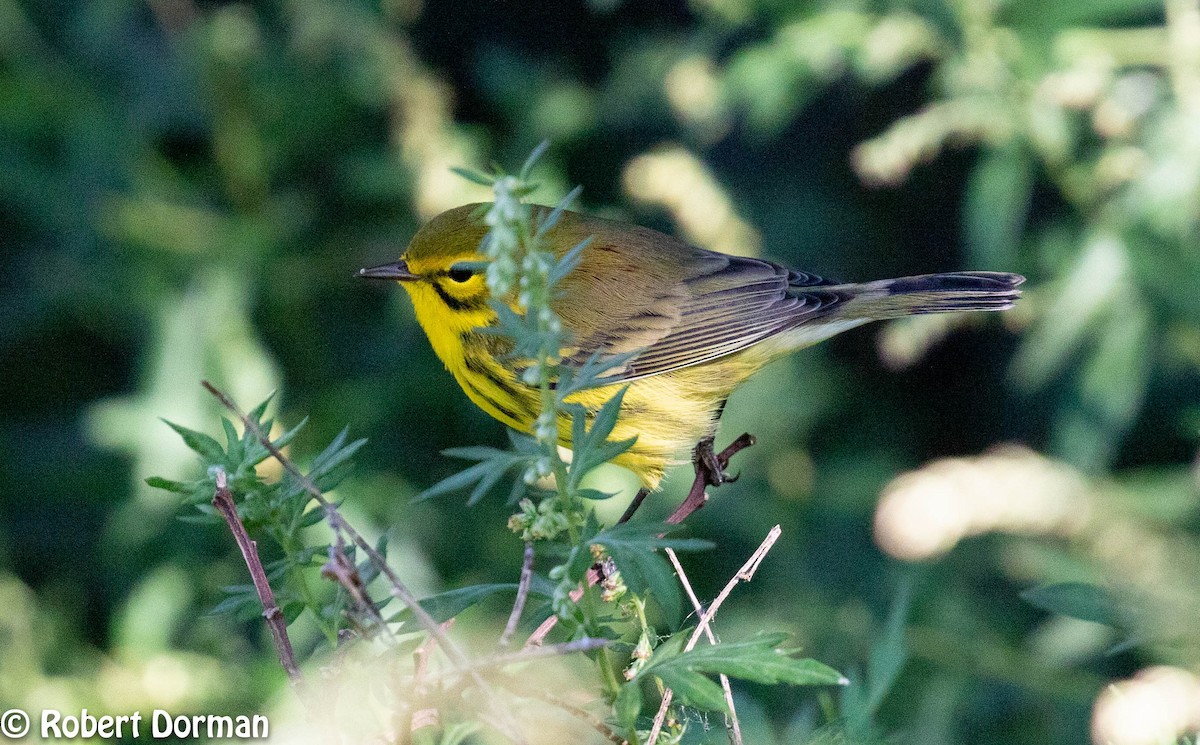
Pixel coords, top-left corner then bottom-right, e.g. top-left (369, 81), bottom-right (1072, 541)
top-left (1021, 582), bottom-right (1122, 627)
top-left (588, 522), bottom-right (709, 625)
top-left (613, 681), bottom-right (643, 729)
top-left (221, 418), bottom-right (243, 462)
top-left (247, 395), bottom-right (275, 424)
top-left (145, 476), bottom-right (194, 494)
top-left (443, 445), bottom-right (514, 461)
top-left (177, 513), bottom-right (221, 525)
top-left (555, 351), bottom-right (638, 397)
top-left (309, 427), bottom-right (367, 478)
top-left (391, 584), bottom-right (524, 625)
top-left (648, 632), bottom-right (846, 688)
top-left (298, 506), bottom-right (327, 528)
top-left (537, 185), bottom-right (584, 242)
top-left (519, 139), bottom-right (550, 181)
top-left (576, 488), bottom-right (616, 501)
top-left (271, 416), bottom-right (309, 451)
top-left (548, 236), bottom-right (591, 286)
top-left (590, 521), bottom-right (715, 554)
top-left (567, 387), bottom-right (636, 490)
top-left (209, 595), bottom-right (254, 616)
top-left (162, 419), bottom-right (226, 463)
top-left (416, 461), bottom-right (508, 502)
top-left (451, 166), bottom-right (495, 186)
top-left (865, 579), bottom-right (910, 717)
top-left (656, 667), bottom-right (729, 712)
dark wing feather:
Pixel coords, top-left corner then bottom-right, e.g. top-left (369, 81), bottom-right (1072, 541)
top-left (560, 246), bottom-right (847, 382)
top-left (535, 208), bottom-right (1018, 385)
top-left (615, 255), bottom-right (846, 380)
top-left (540, 209), bottom-right (849, 383)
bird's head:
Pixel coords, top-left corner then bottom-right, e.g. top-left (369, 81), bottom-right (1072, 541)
top-left (358, 204), bottom-right (496, 333)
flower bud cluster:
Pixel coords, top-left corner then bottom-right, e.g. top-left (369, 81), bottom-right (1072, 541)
top-left (506, 496), bottom-right (579, 542)
top-left (482, 176), bottom-right (524, 296)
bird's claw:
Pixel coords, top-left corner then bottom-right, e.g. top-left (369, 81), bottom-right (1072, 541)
top-left (693, 438), bottom-right (738, 486)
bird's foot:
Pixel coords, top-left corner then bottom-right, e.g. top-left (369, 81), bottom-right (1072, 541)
top-left (666, 433), bottom-right (756, 525)
top-left (693, 436), bottom-right (739, 486)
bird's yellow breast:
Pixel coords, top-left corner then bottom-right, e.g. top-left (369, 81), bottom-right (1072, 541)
top-left (404, 271), bottom-right (771, 488)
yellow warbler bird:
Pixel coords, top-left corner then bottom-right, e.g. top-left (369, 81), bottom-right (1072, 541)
top-left (360, 204), bottom-right (1023, 492)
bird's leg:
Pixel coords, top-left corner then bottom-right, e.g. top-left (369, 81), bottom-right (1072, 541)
top-left (693, 436), bottom-right (737, 486)
top-left (693, 396), bottom-right (739, 486)
top-left (666, 432), bottom-right (756, 525)
top-left (616, 488), bottom-right (651, 525)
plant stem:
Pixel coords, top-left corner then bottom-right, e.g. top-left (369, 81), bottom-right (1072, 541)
top-left (500, 541), bottom-right (535, 647)
top-left (202, 381), bottom-right (529, 745)
top-left (646, 524), bottom-right (782, 745)
top-left (210, 468), bottom-right (303, 684)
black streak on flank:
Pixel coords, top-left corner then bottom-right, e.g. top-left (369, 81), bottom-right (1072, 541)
top-left (462, 353), bottom-right (533, 417)
top-left (459, 372), bottom-right (524, 424)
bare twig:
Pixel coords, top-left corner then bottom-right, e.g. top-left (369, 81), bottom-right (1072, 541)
top-left (480, 638), bottom-right (609, 670)
top-left (501, 542), bottom-right (535, 647)
top-left (666, 434), bottom-right (756, 525)
top-left (202, 381), bottom-right (527, 744)
top-left (321, 536), bottom-right (394, 640)
top-left (410, 621), bottom-right (451, 737)
top-left (647, 525), bottom-right (782, 745)
top-left (211, 468), bottom-right (302, 684)
top-left (666, 548), bottom-right (742, 745)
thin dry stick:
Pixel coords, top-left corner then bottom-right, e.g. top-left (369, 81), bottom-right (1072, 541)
top-left (202, 381), bottom-right (527, 745)
top-left (646, 525), bottom-right (782, 745)
top-left (321, 538), bottom-right (396, 640)
top-left (666, 548), bottom-right (742, 745)
top-left (501, 541), bottom-right (535, 647)
top-left (477, 638), bottom-right (609, 670)
top-left (210, 469), bottom-right (302, 683)
top-left (410, 621), bottom-right (451, 736)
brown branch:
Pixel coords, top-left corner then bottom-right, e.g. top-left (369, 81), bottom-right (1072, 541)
top-left (321, 537), bottom-right (394, 640)
top-left (666, 548), bottom-right (742, 745)
top-left (501, 542), bottom-right (535, 647)
top-left (211, 468), bottom-right (302, 684)
top-left (666, 433), bottom-right (756, 525)
top-left (647, 524), bottom-right (782, 745)
top-left (202, 381), bottom-right (527, 745)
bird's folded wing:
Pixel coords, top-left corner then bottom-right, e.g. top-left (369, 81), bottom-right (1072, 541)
top-left (560, 250), bottom-right (847, 383)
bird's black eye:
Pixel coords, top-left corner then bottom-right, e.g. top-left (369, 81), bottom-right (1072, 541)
top-left (447, 266), bottom-right (475, 283)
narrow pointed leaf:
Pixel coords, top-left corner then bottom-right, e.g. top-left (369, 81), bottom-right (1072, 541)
top-left (162, 419), bottom-right (226, 463)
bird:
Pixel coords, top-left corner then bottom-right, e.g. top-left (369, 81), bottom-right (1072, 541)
top-left (360, 203), bottom-right (1023, 493)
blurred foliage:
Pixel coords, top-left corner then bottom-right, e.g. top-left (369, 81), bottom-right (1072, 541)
top-left (1, 0), bottom-right (1199, 742)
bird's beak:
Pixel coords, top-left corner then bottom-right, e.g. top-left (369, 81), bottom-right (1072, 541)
top-left (357, 259), bottom-right (417, 281)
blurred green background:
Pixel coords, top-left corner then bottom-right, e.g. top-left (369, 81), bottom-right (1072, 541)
top-left (3, 0), bottom-right (1200, 742)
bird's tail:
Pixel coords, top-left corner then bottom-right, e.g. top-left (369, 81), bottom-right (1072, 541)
top-left (833, 271), bottom-right (1025, 320)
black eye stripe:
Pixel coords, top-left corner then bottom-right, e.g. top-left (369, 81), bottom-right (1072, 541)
top-left (430, 280), bottom-right (486, 311)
